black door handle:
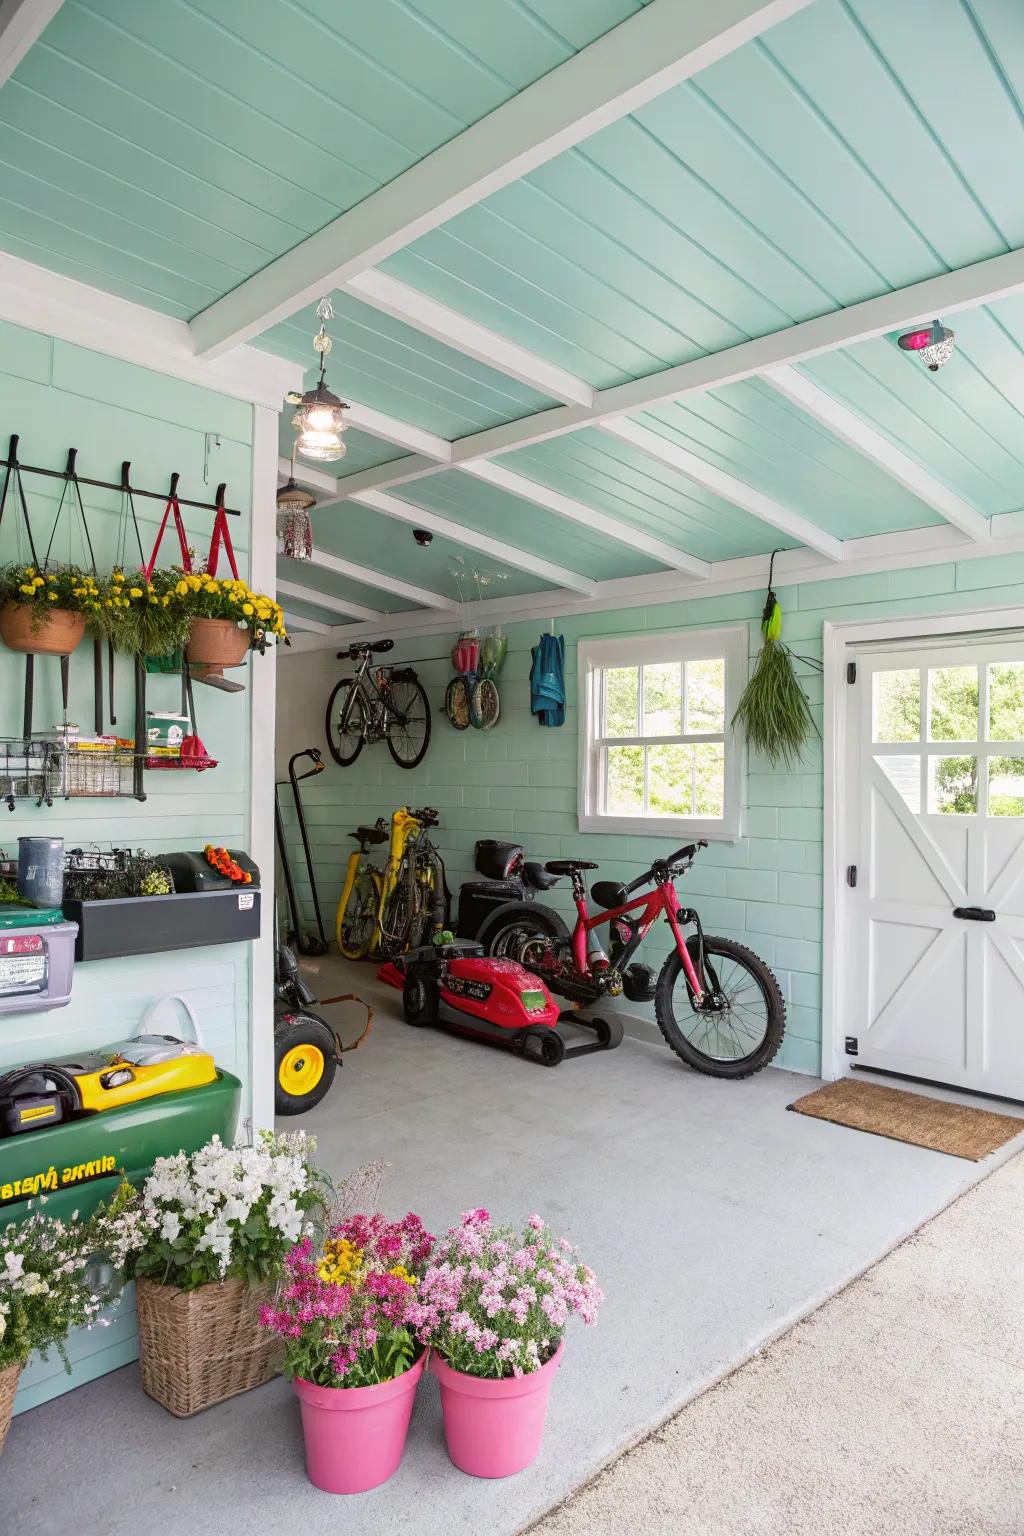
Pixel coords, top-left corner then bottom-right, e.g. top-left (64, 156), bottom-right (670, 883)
top-left (952, 906), bottom-right (996, 922)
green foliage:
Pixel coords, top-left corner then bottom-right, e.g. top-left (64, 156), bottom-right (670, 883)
top-left (63, 850), bottom-right (175, 902)
top-left (0, 1206), bottom-right (114, 1371)
top-left (732, 635), bottom-right (817, 769)
top-left (0, 563), bottom-right (108, 627)
top-left (87, 568), bottom-right (192, 659)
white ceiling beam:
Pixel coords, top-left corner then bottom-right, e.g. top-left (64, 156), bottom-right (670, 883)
top-left (344, 270), bottom-right (595, 407)
top-left (0, 0), bottom-right (62, 86)
top-left (599, 419), bottom-right (844, 561)
top-left (763, 365), bottom-right (991, 543)
top-left (460, 459), bottom-right (711, 578)
top-left (276, 577), bottom-right (382, 623)
top-left (339, 397), bottom-right (451, 462)
top-left (278, 455), bottom-right (337, 494)
top-left (281, 610), bottom-right (332, 635)
top-left (352, 489), bottom-right (598, 598)
top-left (190, 0), bottom-right (814, 357)
top-left (301, 547), bottom-right (460, 612)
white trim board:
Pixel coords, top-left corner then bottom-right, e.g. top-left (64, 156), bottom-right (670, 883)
top-left (0, 252), bottom-right (303, 410)
top-left (283, 510), bottom-right (1024, 653)
top-left (191, 0), bottom-right (813, 357)
top-left (300, 546), bottom-right (459, 612)
top-left (0, 0), bottom-right (61, 84)
top-left (822, 605), bottom-right (1024, 1086)
top-left (275, 577), bottom-right (382, 623)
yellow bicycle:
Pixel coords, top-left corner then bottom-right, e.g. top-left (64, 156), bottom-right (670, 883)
top-left (335, 806), bottom-right (445, 960)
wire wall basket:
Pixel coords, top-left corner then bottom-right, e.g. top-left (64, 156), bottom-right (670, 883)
top-left (0, 739), bottom-right (60, 809)
top-left (56, 743), bottom-right (139, 798)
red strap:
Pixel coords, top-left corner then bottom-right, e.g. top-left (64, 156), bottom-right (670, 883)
top-left (207, 501), bottom-right (239, 580)
top-left (144, 496), bottom-right (192, 580)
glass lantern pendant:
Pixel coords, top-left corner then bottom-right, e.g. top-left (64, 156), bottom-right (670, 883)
top-left (294, 297), bottom-right (349, 461)
top-left (277, 451), bottom-right (316, 560)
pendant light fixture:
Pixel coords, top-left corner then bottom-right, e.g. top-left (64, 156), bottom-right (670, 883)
top-left (293, 297), bottom-right (349, 461)
top-left (277, 449), bottom-right (316, 560)
top-left (897, 318), bottom-right (956, 372)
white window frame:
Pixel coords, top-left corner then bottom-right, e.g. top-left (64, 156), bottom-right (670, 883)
top-left (577, 626), bottom-right (747, 840)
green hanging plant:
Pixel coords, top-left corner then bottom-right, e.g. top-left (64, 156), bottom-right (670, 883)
top-left (732, 554), bottom-right (820, 769)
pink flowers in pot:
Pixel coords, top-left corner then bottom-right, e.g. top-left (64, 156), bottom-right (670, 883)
top-left (260, 1211), bottom-right (433, 1389)
top-left (414, 1208), bottom-right (603, 1380)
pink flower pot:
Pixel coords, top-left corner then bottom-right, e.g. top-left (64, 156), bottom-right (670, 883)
top-left (292, 1351), bottom-right (425, 1494)
top-left (431, 1342), bottom-right (564, 1478)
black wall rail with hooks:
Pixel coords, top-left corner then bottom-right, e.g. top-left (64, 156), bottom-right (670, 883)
top-left (1, 435), bottom-right (240, 516)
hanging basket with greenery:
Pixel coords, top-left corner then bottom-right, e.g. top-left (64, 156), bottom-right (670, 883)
top-left (732, 553), bottom-right (821, 769)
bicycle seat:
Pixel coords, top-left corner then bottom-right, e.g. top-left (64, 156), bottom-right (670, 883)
top-left (545, 859), bottom-right (599, 874)
top-left (336, 639), bottom-right (394, 660)
top-left (524, 861), bottom-right (561, 891)
top-left (591, 880), bottom-right (626, 910)
top-left (350, 824), bottom-right (387, 846)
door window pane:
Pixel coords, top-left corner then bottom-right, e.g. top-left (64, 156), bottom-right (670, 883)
top-left (988, 756), bottom-right (1024, 817)
top-left (988, 663), bottom-right (1024, 742)
top-left (685, 658), bottom-right (725, 733)
top-left (642, 662), bottom-right (682, 735)
top-left (873, 669), bottom-right (920, 742)
top-left (929, 666), bottom-right (979, 742)
top-left (604, 668), bottom-right (638, 737)
top-left (929, 755), bottom-right (978, 815)
top-left (604, 745), bottom-right (643, 814)
top-left (876, 755), bottom-right (921, 814)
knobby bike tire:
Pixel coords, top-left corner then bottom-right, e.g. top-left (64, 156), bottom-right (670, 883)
top-left (325, 681), bottom-right (365, 767)
top-left (655, 937), bottom-right (786, 1080)
top-left (386, 675), bottom-right (431, 769)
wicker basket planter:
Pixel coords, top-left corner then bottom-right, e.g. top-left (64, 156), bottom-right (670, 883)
top-left (0, 1360), bottom-right (21, 1455)
top-left (0, 601), bottom-right (86, 656)
top-left (136, 1275), bottom-right (282, 1417)
top-left (186, 618), bottom-right (250, 669)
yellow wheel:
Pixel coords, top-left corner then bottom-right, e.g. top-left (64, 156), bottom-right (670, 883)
top-left (274, 1015), bottom-right (337, 1116)
top-left (337, 868), bottom-right (382, 959)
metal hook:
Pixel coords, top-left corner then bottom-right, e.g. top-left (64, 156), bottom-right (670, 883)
top-left (65, 447), bottom-right (78, 480)
top-left (215, 482), bottom-right (226, 507)
top-left (168, 471), bottom-right (180, 499)
top-left (121, 460), bottom-right (131, 491)
top-left (7, 433), bottom-right (19, 465)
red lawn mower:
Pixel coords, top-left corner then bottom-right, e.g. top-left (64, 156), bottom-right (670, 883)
top-left (382, 938), bottom-right (623, 1067)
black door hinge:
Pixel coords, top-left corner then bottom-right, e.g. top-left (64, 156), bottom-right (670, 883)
top-left (847, 661), bottom-right (857, 684)
top-left (847, 865), bottom-right (857, 888)
top-left (845, 1036), bottom-right (859, 1056)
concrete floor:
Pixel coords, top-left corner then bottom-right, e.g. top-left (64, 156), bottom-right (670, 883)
top-left (4, 956), bottom-right (1023, 1536)
top-left (531, 1148), bottom-right (1024, 1536)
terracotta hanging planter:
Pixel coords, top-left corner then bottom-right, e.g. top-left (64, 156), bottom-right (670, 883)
top-left (185, 618), bottom-right (250, 669)
top-left (0, 601), bottom-right (86, 656)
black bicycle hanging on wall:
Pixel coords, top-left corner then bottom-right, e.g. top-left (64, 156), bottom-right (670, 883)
top-left (325, 640), bottom-right (431, 769)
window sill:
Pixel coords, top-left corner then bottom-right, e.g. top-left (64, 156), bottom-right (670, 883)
top-left (577, 813), bottom-right (740, 842)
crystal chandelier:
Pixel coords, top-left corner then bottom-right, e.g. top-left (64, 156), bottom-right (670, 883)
top-left (276, 450), bottom-right (316, 560)
top-left (293, 297), bottom-right (349, 460)
top-left (897, 318), bottom-right (956, 372)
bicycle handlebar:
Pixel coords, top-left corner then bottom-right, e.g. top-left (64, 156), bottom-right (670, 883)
top-left (411, 806), bottom-right (440, 827)
top-left (625, 839), bottom-right (707, 894)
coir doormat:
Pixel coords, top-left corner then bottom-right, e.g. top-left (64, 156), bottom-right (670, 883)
top-left (789, 1077), bottom-right (1024, 1160)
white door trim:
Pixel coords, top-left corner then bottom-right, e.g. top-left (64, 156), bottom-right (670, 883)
top-left (823, 604), bottom-right (1024, 1082)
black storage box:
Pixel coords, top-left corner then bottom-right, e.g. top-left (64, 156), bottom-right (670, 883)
top-left (162, 850), bottom-right (260, 893)
top-left (456, 879), bottom-right (522, 939)
top-left (62, 889), bottom-right (261, 962)
top-left (474, 840), bottom-right (524, 881)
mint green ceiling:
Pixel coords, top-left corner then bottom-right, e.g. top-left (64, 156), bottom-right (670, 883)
top-left (383, 0), bottom-right (1024, 389)
top-left (383, 470), bottom-right (665, 582)
top-left (2, 0), bottom-right (1023, 625)
top-left (275, 557), bottom-right (420, 616)
top-left (258, 292), bottom-right (553, 439)
top-left (0, 0), bottom-right (650, 316)
top-left (500, 429), bottom-right (800, 561)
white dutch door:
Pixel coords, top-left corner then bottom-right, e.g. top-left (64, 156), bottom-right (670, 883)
top-left (845, 638), bottom-right (1024, 1099)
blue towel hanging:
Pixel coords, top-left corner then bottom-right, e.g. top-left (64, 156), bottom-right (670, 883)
top-left (530, 631), bottom-right (565, 726)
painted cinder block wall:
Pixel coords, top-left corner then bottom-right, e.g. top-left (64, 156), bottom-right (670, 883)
top-left (279, 551), bottom-right (1024, 1081)
top-left (0, 317), bottom-right (259, 1411)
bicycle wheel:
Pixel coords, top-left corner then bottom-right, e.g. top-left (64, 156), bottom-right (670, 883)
top-left (445, 676), bottom-right (471, 730)
top-left (336, 867), bottom-right (381, 960)
top-left (325, 681), bottom-right (366, 767)
top-left (386, 674), bottom-right (431, 768)
top-left (655, 936), bottom-right (786, 1079)
top-left (379, 879), bottom-right (414, 958)
top-left (470, 677), bottom-right (500, 730)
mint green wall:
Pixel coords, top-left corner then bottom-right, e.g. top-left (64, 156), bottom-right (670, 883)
top-left (278, 550), bottom-right (1024, 1084)
top-left (0, 318), bottom-right (258, 1413)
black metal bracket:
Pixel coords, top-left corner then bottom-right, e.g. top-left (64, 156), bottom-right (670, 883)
top-left (3, 435), bottom-right (240, 516)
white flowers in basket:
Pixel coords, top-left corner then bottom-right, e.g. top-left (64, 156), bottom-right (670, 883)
top-left (110, 1130), bottom-right (329, 1292)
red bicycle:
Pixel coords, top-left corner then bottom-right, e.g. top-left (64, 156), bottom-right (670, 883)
top-left (477, 842), bottom-right (786, 1079)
